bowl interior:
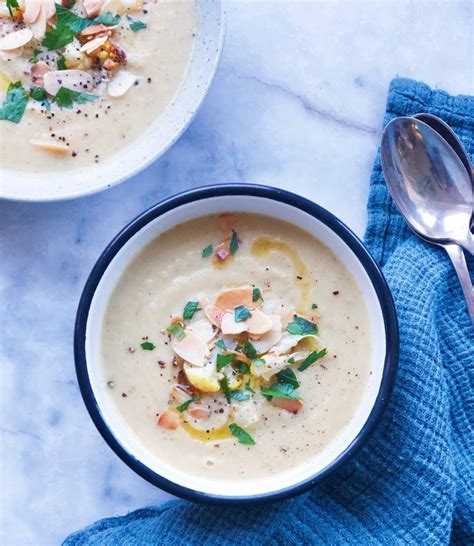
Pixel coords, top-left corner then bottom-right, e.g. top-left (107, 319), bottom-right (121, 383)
top-left (2, 1), bottom-right (226, 201)
top-left (83, 194), bottom-right (388, 499)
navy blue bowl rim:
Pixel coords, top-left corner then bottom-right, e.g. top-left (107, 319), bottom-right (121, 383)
top-left (74, 183), bottom-right (399, 505)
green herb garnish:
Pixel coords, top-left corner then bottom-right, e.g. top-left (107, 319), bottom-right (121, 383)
top-left (231, 390), bottom-right (251, 401)
top-left (0, 82), bottom-right (28, 124)
top-left (202, 244), bottom-right (213, 258)
top-left (94, 11), bottom-right (120, 25)
top-left (166, 323), bottom-right (185, 341)
top-left (6, 0), bottom-right (19, 17)
top-left (54, 87), bottom-right (98, 109)
top-left (216, 353), bottom-right (236, 371)
top-left (229, 230), bottom-right (239, 254)
top-left (215, 339), bottom-right (226, 351)
top-left (286, 315), bottom-right (318, 335)
top-left (242, 340), bottom-right (257, 359)
top-left (42, 25), bottom-right (75, 50)
top-left (234, 305), bottom-right (251, 322)
top-left (288, 357), bottom-right (295, 364)
top-left (236, 361), bottom-right (250, 374)
top-left (57, 56), bottom-right (67, 70)
top-left (219, 377), bottom-right (232, 403)
top-left (229, 423), bottom-right (255, 445)
top-left (245, 381), bottom-right (255, 393)
top-left (251, 358), bottom-right (266, 367)
top-left (260, 383), bottom-right (301, 400)
top-left (176, 395), bottom-right (200, 413)
top-left (298, 348), bottom-right (328, 371)
top-left (252, 287), bottom-right (263, 302)
top-left (30, 86), bottom-right (47, 102)
top-left (311, 303), bottom-right (318, 310)
top-left (30, 48), bottom-right (41, 63)
top-left (140, 341), bottom-right (155, 351)
top-left (182, 301), bottom-right (201, 320)
top-left (276, 368), bottom-right (300, 389)
top-left (129, 19), bottom-right (147, 32)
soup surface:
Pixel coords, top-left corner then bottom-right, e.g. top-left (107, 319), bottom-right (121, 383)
top-left (101, 213), bottom-right (372, 482)
top-left (0, 0), bottom-right (195, 170)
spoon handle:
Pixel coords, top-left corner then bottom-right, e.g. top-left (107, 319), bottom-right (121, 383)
top-left (444, 244), bottom-right (474, 324)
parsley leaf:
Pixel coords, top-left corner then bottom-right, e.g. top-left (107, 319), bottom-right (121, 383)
top-left (176, 395), bottom-right (200, 413)
top-left (245, 381), bottom-right (255, 393)
top-left (182, 301), bottom-right (201, 320)
top-left (42, 25), bottom-right (75, 50)
top-left (231, 390), bottom-right (251, 401)
top-left (311, 303), bottom-right (318, 310)
top-left (216, 353), bottom-right (235, 371)
top-left (252, 287), bottom-right (263, 302)
top-left (229, 423), bottom-right (255, 445)
top-left (6, 0), bottom-right (19, 17)
top-left (251, 358), bottom-right (266, 367)
top-left (260, 383), bottom-right (301, 400)
top-left (30, 86), bottom-right (47, 102)
top-left (94, 11), bottom-right (120, 25)
top-left (166, 323), bottom-right (185, 340)
top-left (276, 368), bottom-right (299, 389)
top-left (288, 357), bottom-right (295, 364)
top-left (202, 244), bottom-right (213, 258)
top-left (286, 315), bottom-right (318, 335)
top-left (234, 305), bottom-right (252, 322)
top-left (242, 340), bottom-right (257, 359)
top-left (0, 82), bottom-right (28, 124)
top-left (129, 19), bottom-right (147, 32)
top-left (57, 56), bottom-right (67, 70)
top-left (219, 377), bottom-right (232, 403)
top-left (215, 339), bottom-right (226, 351)
top-left (30, 47), bottom-right (41, 63)
top-left (140, 341), bottom-right (155, 350)
top-left (54, 87), bottom-right (98, 109)
top-left (236, 361), bottom-right (250, 374)
top-left (229, 230), bottom-right (239, 254)
top-left (298, 348), bottom-right (328, 371)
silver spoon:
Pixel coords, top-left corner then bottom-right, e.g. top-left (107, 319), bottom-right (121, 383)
top-left (381, 116), bottom-right (474, 322)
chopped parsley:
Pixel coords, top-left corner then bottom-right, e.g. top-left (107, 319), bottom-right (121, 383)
top-left (219, 377), bottom-right (232, 403)
top-left (54, 87), bottom-right (98, 109)
top-left (231, 390), bottom-right (251, 401)
top-left (229, 423), bottom-right (255, 445)
top-left (229, 230), bottom-right (239, 254)
top-left (182, 301), bottom-right (201, 320)
top-left (286, 315), bottom-right (318, 335)
top-left (242, 340), bottom-right (257, 359)
top-left (245, 381), bottom-right (255, 393)
top-left (235, 361), bottom-right (250, 374)
top-left (30, 48), bottom-right (41, 63)
top-left (251, 358), bottom-right (266, 367)
top-left (42, 26), bottom-right (75, 50)
top-left (216, 353), bottom-right (235, 371)
top-left (176, 396), bottom-right (200, 413)
top-left (260, 383), bottom-right (301, 400)
top-left (276, 368), bottom-right (300, 389)
top-left (215, 339), bottom-right (226, 351)
top-left (57, 56), bottom-right (67, 70)
top-left (234, 305), bottom-right (252, 322)
top-left (298, 348), bottom-right (328, 371)
top-left (202, 244), bottom-right (213, 258)
top-left (0, 82), bottom-right (28, 124)
top-left (6, 0), bottom-right (19, 17)
top-left (166, 323), bottom-right (185, 340)
top-left (287, 357), bottom-right (295, 364)
top-left (252, 287), bottom-right (263, 302)
top-left (30, 86), bottom-right (47, 102)
top-left (129, 19), bottom-right (147, 32)
top-left (140, 341), bottom-right (155, 351)
top-left (311, 303), bottom-right (318, 310)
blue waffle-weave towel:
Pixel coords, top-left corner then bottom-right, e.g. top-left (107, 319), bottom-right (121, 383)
top-left (64, 78), bottom-right (474, 545)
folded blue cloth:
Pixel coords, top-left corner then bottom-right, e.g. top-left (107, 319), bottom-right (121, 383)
top-left (64, 78), bottom-right (474, 545)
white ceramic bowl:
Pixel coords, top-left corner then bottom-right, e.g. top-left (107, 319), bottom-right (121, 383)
top-left (75, 184), bottom-right (399, 503)
top-left (2, 1), bottom-right (226, 202)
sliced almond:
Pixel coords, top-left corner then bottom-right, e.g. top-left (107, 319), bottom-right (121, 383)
top-left (80, 24), bottom-right (111, 37)
top-left (220, 311), bottom-right (248, 335)
top-left (251, 315), bottom-right (282, 354)
top-left (29, 5), bottom-right (47, 39)
top-left (30, 140), bottom-right (69, 155)
top-left (204, 303), bottom-right (224, 329)
top-left (106, 69), bottom-right (137, 98)
top-left (80, 34), bottom-right (108, 55)
top-left (42, 0), bottom-right (56, 20)
top-left (23, 0), bottom-right (42, 24)
top-left (171, 330), bottom-right (210, 367)
top-left (245, 309), bottom-right (273, 336)
top-left (187, 319), bottom-right (216, 344)
top-left (170, 385), bottom-right (191, 404)
top-left (156, 409), bottom-right (179, 430)
top-left (83, 0), bottom-right (103, 18)
top-left (43, 69), bottom-right (93, 96)
top-left (0, 28), bottom-right (33, 51)
top-left (30, 62), bottom-right (51, 86)
top-left (215, 286), bottom-right (254, 311)
top-left (272, 398), bottom-right (304, 414)
top-left (187, 406), bottom-right (211, 420)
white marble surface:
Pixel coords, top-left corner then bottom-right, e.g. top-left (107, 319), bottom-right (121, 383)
top-left (1, 1), bottom-right (473, 544)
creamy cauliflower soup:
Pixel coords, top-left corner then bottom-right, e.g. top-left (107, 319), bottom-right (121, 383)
top-left (101, 213), bottom-right (373, 481)
top-left (0, 0), bottom-right (195, 169)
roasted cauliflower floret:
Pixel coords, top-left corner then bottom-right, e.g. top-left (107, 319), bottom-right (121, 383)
top-left (63, 40), bottom-right (93, 70)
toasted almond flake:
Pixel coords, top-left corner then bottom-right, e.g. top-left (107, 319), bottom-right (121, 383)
top-left (30, 62), bottom-right (51, 86)
top-left (42, 0), bottom-right (56, 20)
top-left (215, 286), bottom-right (254, 311)
top-left (156, 409), bottom-right (179, 430)
top-left (204, 303), bottom-right (224, 329)
top-left (0, 28), bottom-right (33, 51)
top-left (187, 319), bottom-right (216, 344)
top-left (30, 139), bottom-right (69, 154)
top-left (220, 311), bottom-right (248, 335)
top-left (249, 315), bottom-right (282, 354)
top-left (245, 309), bottom-right (273, 336)
top-left (170, 385), bottom-right (190, 404)
top-left (80, 34), bottom-right (108, 54)
top-left (271, 332), bottom-right (321, 356)
top-left (218, 213), bottom-right (237, 235)
top-left (23, 0), bottom-right (41, 24)
top-left (29, 4), bottom-right (47, 39)
top-left (106, 69), bottom-right (137, 98)
top-left (83, 0), bottom-right (103, 17)
top-left (171, 330), bottom-right (210, 367)
top-left (80, 23), bottom-right (112, 37)
top-left (187, 406), bottom-right (211, 420)
top-left (43, 69), bottom-right (93, 96)
top-left (272, 398), bottom-right (304, 413)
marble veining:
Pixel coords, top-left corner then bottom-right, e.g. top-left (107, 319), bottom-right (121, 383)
top-left (1, 1), bottom-right (473, 544)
